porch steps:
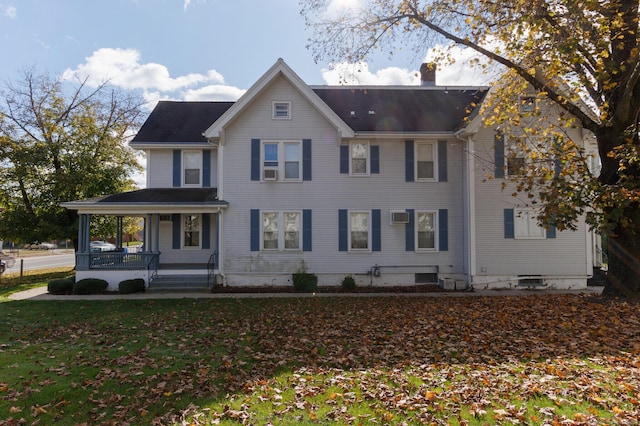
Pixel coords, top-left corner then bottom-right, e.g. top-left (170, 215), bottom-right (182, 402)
top-left (148, 274), bottom-right (211, 291)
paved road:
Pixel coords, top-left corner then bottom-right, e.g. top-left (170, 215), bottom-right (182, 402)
top-left (2, 251), bottom-right (75, 274)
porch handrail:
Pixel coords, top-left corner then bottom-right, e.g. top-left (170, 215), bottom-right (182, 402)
top-left (76, 251), bottom-right (159, 271)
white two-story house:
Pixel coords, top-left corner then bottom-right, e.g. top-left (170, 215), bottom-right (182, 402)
top-left (62, 59), bottom-right (599, 291)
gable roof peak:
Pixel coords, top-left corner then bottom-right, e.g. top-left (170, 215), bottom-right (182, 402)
top-left (203, 59), bottom-right (354, 139)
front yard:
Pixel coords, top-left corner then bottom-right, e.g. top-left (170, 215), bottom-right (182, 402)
top-left (1, 291), bottom-right (639, 425)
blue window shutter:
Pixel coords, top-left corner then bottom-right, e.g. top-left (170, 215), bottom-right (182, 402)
top-left (405, 209), bottom-right (415, 251)
top-left (303, 209), bottom-right (312, 251)
top-left (203, 150), bottom-right (211, 187)
top-left (372, 209), bottom-right (381, 251)
top-left (495, 134), bottom-right (505, 178)
top-left (438, 140), bottom-right (447, 182)
top-left (371, 145), bottom-right (380, 174)
top-left (202, 213), bottom-right (211, 249)
top-left (439, 209), bottom-right (448, 251)
top-left (251, 139), bottom-right (260, 181)
top-left (554, 137), bottom-right (562, 177)
top-left (338, 209), bottom-right (348, 251)
top-left (172, 214), bottom-right (181, 249)
top-left (340, 146), bottom-right (349, 174)
top-left (405, 140), bottom-right (414, 182)
top-left (546, 215), bottom-right (557, 239)
top-left (303, 139), bottom-right (312, 181)
top-left (173, 150), bottom-right (181, 187)
top-left (250, 209), bottom-right (260, 251)
top-left (504, 208), bottom-right (515, 238)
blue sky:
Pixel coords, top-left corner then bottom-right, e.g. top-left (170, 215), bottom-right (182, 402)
top-left (0, 0), bottom-right (493, 108)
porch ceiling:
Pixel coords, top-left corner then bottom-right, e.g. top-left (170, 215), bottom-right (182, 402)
top-left (61, 188), bottom-right (229, 215)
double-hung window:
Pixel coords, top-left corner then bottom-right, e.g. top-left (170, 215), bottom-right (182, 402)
top-left (416, 142), bottom-right (436, 180)
top-left (349, 211), bottom-right (370, 250)
top-left (262, 141), bottom-right (301, 181)
top-left (416, 211), bottom-right (436, 250)
top-left (506, 138), bottom-right (526, 177)
top-left (350, 142), bottom-right (369, 175)
top-left (262, 211), bottom-right (301, 250)
top-left (183, 151), bottom-right (202, 186)
top-left (183, 214), bottom-right (201, 248)
top-left (514, 208), bottom-right (545, 239)
top-left (284, 143), bottom-right (300, 179)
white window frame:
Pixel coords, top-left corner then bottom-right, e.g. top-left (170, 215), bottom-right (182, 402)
top-left (415, 211), bottom-right (438, 252)
top-left (506, 136), bottom-right (553, 178)
top-left (506, 137), bottom-right (526, 178)
top-left (414, 141), bottom-right (437, 181)
top-left (514, 208), bottom-right (546, 239)
top-left (349, 141), bottom-right (370, 176)
top-left (519, 96), bottom-right (537, 112)
top-left (261, 140), bottom-right (302, 182)
top-left (182, 214), bottom-right (202, 249)
top-left (272, 101), bottom-right (291, 120)
top-left (260, 211), bottom-right (302, 251)
top-left (182, 150), bottom-right (202, 187)
top-left (348, 210), bottom-right (371, 252)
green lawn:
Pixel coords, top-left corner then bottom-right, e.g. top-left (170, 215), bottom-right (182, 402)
top-left (1, 281), bottom-right (639, 425)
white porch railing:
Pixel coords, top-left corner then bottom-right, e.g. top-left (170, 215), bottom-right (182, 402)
top-left (76, 252), bottom-right (159, 271)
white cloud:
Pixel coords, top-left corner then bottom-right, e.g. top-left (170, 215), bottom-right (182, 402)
top-left (322, 62), bottom-right (417, 85)
top-left (182, 85), bottom-right (246, 102)
top-left (3, 4), bottom-right (16, 19)
top-left (62, 48), bottom-right (244, 106)
top-left (321, 44), bottom-right (503, 87)
top-left (325, 0), bottom-right (361, 16)
top-left (183, 0), bottom-right (191, 10)
top-left (423, 44), bottom-right (503, 86)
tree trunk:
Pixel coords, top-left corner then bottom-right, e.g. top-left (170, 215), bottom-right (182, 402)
top-left (602, 208), bottom-right (640, 298)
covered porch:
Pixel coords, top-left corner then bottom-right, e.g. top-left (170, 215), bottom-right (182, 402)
top-left (61, 188), bottom-right (228, 290)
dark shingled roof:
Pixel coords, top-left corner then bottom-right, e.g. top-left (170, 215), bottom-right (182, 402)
top-left (312, 87), bottom-right (488, 132)
top-left (75, 188), bottom-right (226, 205)
top-left (130, 88), bottom-right (487, 143)
top-left (131, 101), bottom-right (234, 143)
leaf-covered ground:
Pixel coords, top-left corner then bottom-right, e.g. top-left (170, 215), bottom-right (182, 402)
top-left (1, 293), bottom-right (640, 425)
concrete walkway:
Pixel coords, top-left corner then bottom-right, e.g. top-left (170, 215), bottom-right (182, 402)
top-left (8, 285), bottom-right (604, 301)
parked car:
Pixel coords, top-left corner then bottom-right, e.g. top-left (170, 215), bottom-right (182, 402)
top-left (90, 241), bottom-right (116, 252)
top-left (37, 242), bottom-right (57, 250)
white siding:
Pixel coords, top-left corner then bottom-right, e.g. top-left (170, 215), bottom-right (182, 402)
top-left (219, 76), bottom-right (467, 286)
top-left (472, 125), bottom-right (590, 287)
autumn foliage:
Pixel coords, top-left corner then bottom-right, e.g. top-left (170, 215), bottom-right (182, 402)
top-left (2, 294), bottom-right (640, 424)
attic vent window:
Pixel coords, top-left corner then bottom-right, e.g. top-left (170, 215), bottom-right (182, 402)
top-left (273, 102), bottom-right (291, 119)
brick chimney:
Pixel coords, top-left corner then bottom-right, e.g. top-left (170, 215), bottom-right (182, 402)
top-left (420, 63), bottom-right (436, 86)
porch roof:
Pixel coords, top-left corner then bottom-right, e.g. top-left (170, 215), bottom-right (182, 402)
top-left (61, 188), bottom-right (229, 215)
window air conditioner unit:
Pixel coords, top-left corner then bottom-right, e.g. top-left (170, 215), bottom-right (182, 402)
top-left (263, 168), bottom-right (278, 181)
top-left (390, 211), bottom-right (410, 224)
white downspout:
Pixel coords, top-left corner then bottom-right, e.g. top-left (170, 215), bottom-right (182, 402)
top-left (456, 129), bottom-right (477, 288)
